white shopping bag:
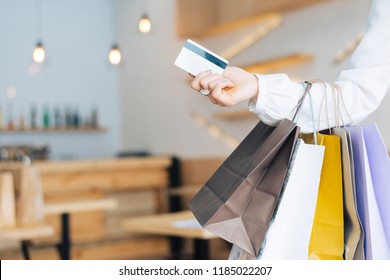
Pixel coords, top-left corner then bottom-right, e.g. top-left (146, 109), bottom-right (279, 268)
top-left (229, 139), bottom-right (324, 260)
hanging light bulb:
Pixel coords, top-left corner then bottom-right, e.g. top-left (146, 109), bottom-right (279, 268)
top-left (109, 44), bottom-right (122, 65)
top-left (138, 14), bottom-right (152, 33)
top-left (33, 41), bottom-right (45, 63)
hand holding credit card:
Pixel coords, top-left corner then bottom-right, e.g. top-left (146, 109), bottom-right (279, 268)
top-left (174, 39), bottom-right (229, 76)
top-left (174, 39), bottom-right (259, 106)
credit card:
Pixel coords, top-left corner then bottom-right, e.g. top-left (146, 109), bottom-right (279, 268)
top-left (174, 39), bottom-right (228, 76)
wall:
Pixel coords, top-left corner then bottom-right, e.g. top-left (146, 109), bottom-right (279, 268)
top-left (118, 0), bottom-right (389, 158)
top-left (0, 0), bottom-right (121, 160)
top-left (117, 0), bottom-right (241, 158)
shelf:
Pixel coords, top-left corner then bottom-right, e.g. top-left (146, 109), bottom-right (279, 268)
top-left (0, 127), bottom-right (107, 134)
top-left (176, 0), bottom-right (330, 37)
top-left (241, 53), bottom-right (314, 74)
top-left (212, 110), bottom-right (259, 121)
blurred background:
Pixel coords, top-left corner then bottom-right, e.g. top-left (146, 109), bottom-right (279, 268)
top-left (0, 0), bottom-right (387, 260)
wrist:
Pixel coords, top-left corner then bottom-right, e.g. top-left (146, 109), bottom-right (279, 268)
top-left (250, 73), bottom-right (260, 103)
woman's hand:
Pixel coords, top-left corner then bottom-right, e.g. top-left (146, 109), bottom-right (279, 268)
top-left (190, 66), bottom-right (259, 107)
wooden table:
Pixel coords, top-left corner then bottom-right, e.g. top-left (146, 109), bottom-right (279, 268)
top-left (1, 157), bottom-right (172, 260)
top-left (19, 198), bottom-right (118, 260)
top-left (43, 199), bottom-right (118, 260)
top-left (0, 224), bottom-right (54, 241)
top-left (44, 199), bottom-right (118, 216)
top-left (122, 210), bottom-right (218, 259)
top-left (0, 223), bottom-right (55, 259)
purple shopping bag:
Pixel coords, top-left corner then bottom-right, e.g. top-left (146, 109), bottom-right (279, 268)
top-left (363, 124), bottom-right (390, 244)
top-left (347, 125), bottom-right (390, 259)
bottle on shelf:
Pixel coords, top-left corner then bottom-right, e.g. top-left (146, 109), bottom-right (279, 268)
top-left (43, 105), bottom-right (51, 130)
top-left (53, 106), bottom-right (62, 129)
top-left (72, 106), bottom-right (80, 129)
top-left (7, 103), bottom-right (14, 131)
top-left (65, 106), bottom-right (72, 129)
top-left (90, 106), bottom-right (99, 129)
top-left (30, 105), bottom-right (38, 130)
top-left (19, 114), bottom-right (27, 130)
top-left (18, 105), bottom-right (27, 131)
top-left (7, 120), bottom-right (14, 131)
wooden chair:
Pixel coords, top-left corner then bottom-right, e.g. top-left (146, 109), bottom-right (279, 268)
top-left (0, 171), bottom-right (55, 259)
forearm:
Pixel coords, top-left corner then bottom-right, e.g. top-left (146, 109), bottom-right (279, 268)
top-left (250, 65), bottom-right (390, 133)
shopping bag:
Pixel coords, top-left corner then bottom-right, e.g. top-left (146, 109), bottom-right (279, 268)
top-left (189, 118), bottom-right (299, 256)
top-left (347, 125), bottom-right (390, 259)
top-left (363, 124), bottom-right (390, 244)
top-left (333, 128), bottom-right (365, 260)
top-left (307, 132), bottom-right (344, 260)
top-left (229, 139), bottom-right (324, 260)
top-left (258, 139), bottom-right (324, 259)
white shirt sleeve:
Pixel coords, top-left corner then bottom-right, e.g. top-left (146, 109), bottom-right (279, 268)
top-left (249, 0), bottom-right (390, 133)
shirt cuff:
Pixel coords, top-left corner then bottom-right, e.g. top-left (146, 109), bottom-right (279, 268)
top-left (248, 73), bottom-right (303, 126)
top-left (249, 74), bottom-right (268, 116)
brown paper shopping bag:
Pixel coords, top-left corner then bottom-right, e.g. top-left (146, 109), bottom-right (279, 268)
top-left (189, 118), bottom-right (299, 256)
top-left (332, 128), bottom-right (365, 260)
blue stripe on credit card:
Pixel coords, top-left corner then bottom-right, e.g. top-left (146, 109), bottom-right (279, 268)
top-left (184, 40), bottom-right (228, 69)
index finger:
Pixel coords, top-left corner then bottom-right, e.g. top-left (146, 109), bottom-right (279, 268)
top-left (190, 70), bottom-right (213, 91)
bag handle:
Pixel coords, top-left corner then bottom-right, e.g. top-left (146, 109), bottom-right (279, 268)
top-left (291, 81), bottom-right (319, 145)
top-left (306, 83), bottom-right (318, 145)
top-left (307, 79), bottom-right (356, 131)
top-left (291, 81), bottom-right (312, 122)
top-left (330, 82), bottom-right (356, 127)
top-left (307, 79), bottom-right (333, 133)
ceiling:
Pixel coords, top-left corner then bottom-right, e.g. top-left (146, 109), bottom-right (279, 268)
top-left (176, 0), bottom-right (330, 37)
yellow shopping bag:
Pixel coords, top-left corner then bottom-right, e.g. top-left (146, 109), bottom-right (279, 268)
top-left (304, 132), bottom-right (344, 260)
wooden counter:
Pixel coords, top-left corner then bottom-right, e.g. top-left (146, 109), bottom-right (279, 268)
top-left (36, 157), bottom-right (171, 200)
top-left (35, 157), bottom-right (172, 214)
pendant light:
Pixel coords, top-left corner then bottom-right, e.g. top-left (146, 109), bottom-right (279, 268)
top-left (108, 0), bottom-right (121, 65)
top-left (108, 44), bottom-right (121, 65)
top-left (33, 41), bottom-right (45, 63)
top-left (33, 0), bottom-right (45, 63)
top-left (138, 14), bottom-right (152, 33)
